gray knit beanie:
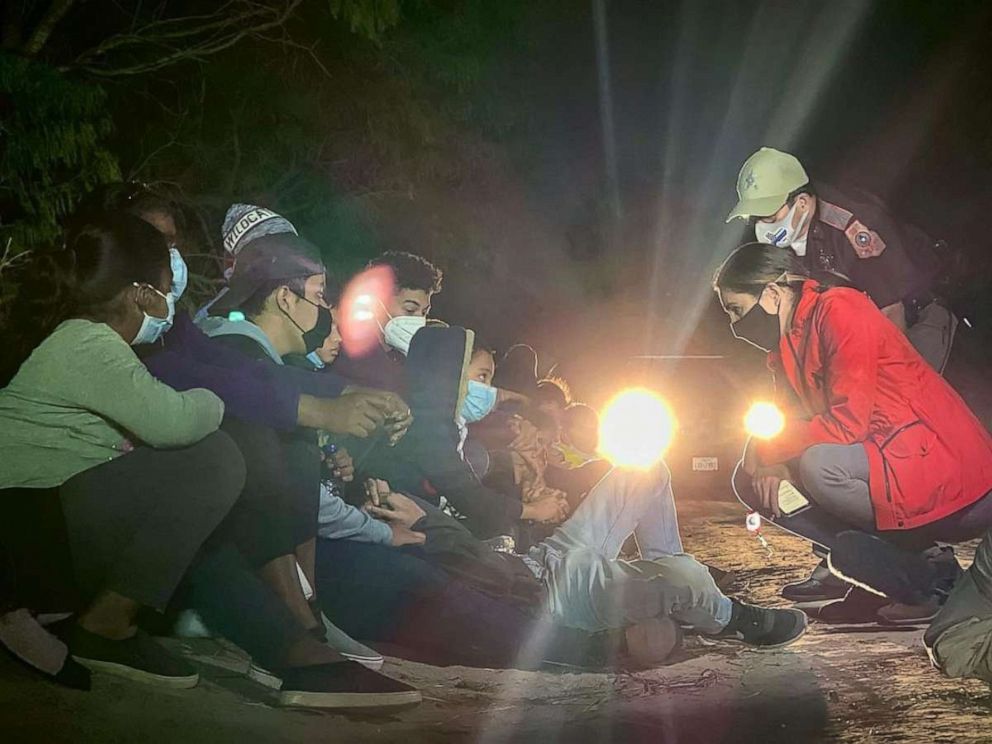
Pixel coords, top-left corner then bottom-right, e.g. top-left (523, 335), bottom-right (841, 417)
top-left (221, 204), bottom-right (297, 256)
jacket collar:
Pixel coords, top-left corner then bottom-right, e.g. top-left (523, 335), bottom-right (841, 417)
top-left (786, 280), bottom-right (823, 341)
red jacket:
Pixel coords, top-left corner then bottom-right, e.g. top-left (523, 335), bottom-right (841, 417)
top-left (757, 281), bottom-right (992, 531)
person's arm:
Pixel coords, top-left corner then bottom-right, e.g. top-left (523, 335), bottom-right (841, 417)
top-left (757, 293), bottom-right (880, 465)
top-left (409, 429), bottom-right (524, 539)
top-left (316, 482), bottom-right (394, 544)
top-left (145, 347), bottom-right (301, 431)
top-left (60, 326), bottom-right (223, 447)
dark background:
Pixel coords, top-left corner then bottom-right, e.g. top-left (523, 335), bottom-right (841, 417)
top-left (4, 0), bottom-right (992, 406)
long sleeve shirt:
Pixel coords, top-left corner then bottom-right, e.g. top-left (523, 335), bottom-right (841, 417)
top-left (0, 319), bottom-right (223, 488)
top-left (316, 482), bottom-right (393, 544)
top-left (142, 313), bottom-right (348, 431)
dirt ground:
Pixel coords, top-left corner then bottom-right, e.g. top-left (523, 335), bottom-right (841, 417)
top-left (1, 500), bottom-right (989, 744)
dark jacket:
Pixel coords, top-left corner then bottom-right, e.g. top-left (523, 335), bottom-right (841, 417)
top-left (142, 312), bottom-right (348, 431)
top-left (804, 182), bottom-right (941, 310)
top-left (362, 326), bottom-right (524, 539)
top-left (329, 342), bottom-right (406, 394)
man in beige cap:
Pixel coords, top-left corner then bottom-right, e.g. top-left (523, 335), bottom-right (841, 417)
top-left (727, 147), bottom-right (957, 373)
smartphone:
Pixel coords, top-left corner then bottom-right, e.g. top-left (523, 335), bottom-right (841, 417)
top-left (778, 480), bottom-right (811, 516)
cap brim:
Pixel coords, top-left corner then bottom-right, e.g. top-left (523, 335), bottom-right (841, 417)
top-left (725, 194), bottom-right (790, 223)
top-left (207, 276), bottom-right (258, 316)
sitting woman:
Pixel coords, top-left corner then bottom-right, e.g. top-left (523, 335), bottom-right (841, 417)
top-left (715, 242), bottom-right (992, 624)
top-left (0, 213), bottom-right (244, 688)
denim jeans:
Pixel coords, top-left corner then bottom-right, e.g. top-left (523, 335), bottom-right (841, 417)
top-left (528, 463), bottom-right (733, 633)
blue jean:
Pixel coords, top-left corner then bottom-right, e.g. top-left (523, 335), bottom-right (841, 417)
top-left (529, 464), bottom-right (733, 633)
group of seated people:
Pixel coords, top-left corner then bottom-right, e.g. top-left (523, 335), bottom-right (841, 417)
top-left (3, 184), bottom-right (992, 713)
top-left (0, 184), bottom-right (805, 712)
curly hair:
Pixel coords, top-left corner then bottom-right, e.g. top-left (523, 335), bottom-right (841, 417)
top-left (369, 250), bottom-right (443, 294)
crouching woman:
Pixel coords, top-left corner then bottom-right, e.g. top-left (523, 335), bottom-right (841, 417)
top-left (0, 213), bottom-right (244, 688)
top-left (715, 242), bottom-right (992, 623)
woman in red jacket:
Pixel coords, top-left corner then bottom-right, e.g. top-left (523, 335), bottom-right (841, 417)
top-left (716, 243), bottom-right (992, 624)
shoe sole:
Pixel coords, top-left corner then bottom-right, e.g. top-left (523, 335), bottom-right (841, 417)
top-left (73, 655), bottom-right (199, 689)
top-left (782, 592), bottom-right (849, 603)
top-left (877, 613), bottom-right (938, 627)
top-left (340, 653), bottom-right (384, 671)
top-left (278, 689), bottom-right (422, 711)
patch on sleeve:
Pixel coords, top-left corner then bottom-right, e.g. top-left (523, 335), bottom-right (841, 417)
top-left (844, 220), bottom-right (886, 258)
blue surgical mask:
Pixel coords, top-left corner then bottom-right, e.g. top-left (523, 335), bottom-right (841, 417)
top-left (131, 283), bottom-right (175, 346)
top-left (306, 350), bottom-right (325, 369)
top-left (461, 380), bottom-right (498, 423)
top-left (170, 247), bottom-right (188, 301)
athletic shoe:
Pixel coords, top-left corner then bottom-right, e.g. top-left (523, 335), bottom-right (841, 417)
top-left (781, 561), bottom-right (850, 602)
top-left (318, 612), bottom-right (383, 671)
top-left (716, 601), bottom-right (807, 648)
top-left (276, 661), bottom-right (421, 711)
top-left (57, 623), bottom-right (198, 689)
top-left (808, 587), bottom-right (889, 624)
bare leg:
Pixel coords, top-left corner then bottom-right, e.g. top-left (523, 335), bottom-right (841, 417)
top-left (77, 591), bottom-right (141, 640)
top-left (295, 538), bottom-right (317, 601)
top-left (258, 555), bottom-right (319, 631)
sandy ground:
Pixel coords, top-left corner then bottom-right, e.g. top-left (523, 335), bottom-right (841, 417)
top-left (1, 500), bottom-right (989, 744)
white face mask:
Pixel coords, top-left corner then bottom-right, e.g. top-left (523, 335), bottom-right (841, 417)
top-left (382, 315), bottom-right (427, 355)
top-left (754, 199), bottom-right (811, 253)
top-left (131, 284), bottom-right (175, 346)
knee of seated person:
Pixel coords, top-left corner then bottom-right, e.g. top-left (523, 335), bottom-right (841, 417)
top-left (187, 431), bottom-right (247, 503)
top-left (798, 446), bottom-right (831, 499)
top-left (605, 460), bottom-right (672, 495)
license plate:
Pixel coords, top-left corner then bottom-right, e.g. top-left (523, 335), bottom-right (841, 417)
top-left (692, 457), bottom-right (719, 472)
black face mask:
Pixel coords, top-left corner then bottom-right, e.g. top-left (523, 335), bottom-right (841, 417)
top-left (284, 292), bottom-right (333, 354)
top-left (731, 302), bottom-right (781, 352)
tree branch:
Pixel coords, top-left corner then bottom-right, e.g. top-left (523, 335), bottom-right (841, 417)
top-left (65, 0), bottom-right (304, 77)
top-left (22, 0), bottom-right (77, 57)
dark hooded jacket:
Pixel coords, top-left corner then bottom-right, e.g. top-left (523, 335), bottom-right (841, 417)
top-left (361, 326), bottom-right (524, 539)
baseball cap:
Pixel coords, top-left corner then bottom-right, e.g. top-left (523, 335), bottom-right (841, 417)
top-left (210, 233), bottom-right (324, 315)
top-left (726, 147), bottom-right (809, 222)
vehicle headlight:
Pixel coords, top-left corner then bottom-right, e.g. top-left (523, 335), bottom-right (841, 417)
top-left (598, 388), bottom-right (676, 469)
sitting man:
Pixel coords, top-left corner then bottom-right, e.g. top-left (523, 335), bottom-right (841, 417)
top-left (330, 250), bottom-right (445, 392)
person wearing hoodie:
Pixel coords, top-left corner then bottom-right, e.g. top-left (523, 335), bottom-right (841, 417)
top-left (359, 326), bottom-right (807, 648)
top-left (361, 326), bottom-right (565, 539)
top-left (192, 231), bottom-right (420, 707)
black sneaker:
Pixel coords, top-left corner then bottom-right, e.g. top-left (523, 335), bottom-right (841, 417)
top-left (58, 623), bottom-right (198, 689)
top-left (781, 561), bottom-right (850, 602)
top-left (717, 601), bottom-right (807, 648)
top-left (276, 661), bottom-right (421, 711)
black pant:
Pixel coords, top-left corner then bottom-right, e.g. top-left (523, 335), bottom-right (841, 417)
top-left (733, 457), bottom-right (992, 602)
top-left (315, 538), bottom-right (611, 669)
top-left (58, 431), bottom-right (246, 610)
top-left (217, 419), bottom-right (320, 568)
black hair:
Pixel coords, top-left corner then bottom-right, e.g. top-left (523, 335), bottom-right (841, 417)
top-left (369, 250), bottom-right (443, 294)
top-left (238, 275), bottom-right (309, 318)
top-left (470, 334), bottom-right (496, 361)
top-left (563, 402), bottom-right (599, 429)
top-left (69, 182), bottom-right (186, 238)
top-left (535, 376), bottom-right (572, 409)
top-left (1, 212), bottom-right (169, 385)
top-left (712, 242), bottom-right (810, 298)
